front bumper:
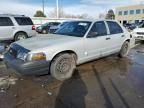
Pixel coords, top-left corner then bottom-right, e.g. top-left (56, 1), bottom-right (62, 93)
top-left (133, 34), bottom-right (144, 40)
top-left (4, 53), bottom-right (50, 75)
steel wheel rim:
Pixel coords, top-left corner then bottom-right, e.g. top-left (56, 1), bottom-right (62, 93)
top-left (56, 58), bottom-right (72, 74)
top-left (122, 44), bottom-right (128, 55)
top-left (17, 35), bottom-right (26, 40)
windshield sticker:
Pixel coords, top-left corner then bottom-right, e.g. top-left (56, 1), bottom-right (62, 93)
top-left (78, 23), bottom-right (88, 26)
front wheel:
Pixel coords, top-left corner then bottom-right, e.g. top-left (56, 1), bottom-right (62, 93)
top-left (119, 41), bottom-right (130, 58)
top-left (50, 53), bottom-right (76, 81)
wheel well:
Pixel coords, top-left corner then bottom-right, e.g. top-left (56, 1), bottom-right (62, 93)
top-left (14, 31), bottom-right (28, 40)
top-left (53, 50), bottom-right (78, 62)
top-left (48, 50), bottom-right (78, 75)
top-left (125, 39), bottom-right (130, 42)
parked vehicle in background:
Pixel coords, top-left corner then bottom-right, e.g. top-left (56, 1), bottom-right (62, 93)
top-left (4, 20), bottom-right (132, 80)
top-left (0, 44), bottom-right (5, 59)
top-left (123, 23), bottom-right (136, 31)
top-left (36, 22), bottom-right (61, 34)
top-left (0, 14), bottom-right (36, 41)
top-left (49, 25), bottom-right (60, 34)
top-left (133, 22), bottom-right (144, 40)
top-left (49, 21), bottom-right (69, 34)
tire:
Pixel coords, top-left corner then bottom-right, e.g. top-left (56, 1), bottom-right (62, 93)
top-left (42, 29), bottom-right (48, 34)
top-left (119, 41), bottom-right (130, 58)
top-left (50, 53), bottom-right (76, 81)
top-left (14, 32), bottom-right (28, 41)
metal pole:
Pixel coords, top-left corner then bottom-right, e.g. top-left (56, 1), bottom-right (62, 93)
top-left (42, 0), bottom-right (45, 15)
top-left (56, 0), bottom-right (59, 18)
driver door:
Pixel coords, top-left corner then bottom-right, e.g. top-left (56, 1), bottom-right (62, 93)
top-left (83, 21), bottom-right (110, 62)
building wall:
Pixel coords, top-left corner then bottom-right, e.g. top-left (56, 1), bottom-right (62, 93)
top-left (115, 4), bottom-right (144, 24)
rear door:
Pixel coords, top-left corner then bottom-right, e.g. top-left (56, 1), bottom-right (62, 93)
top-left (105, 21), bottom-right (125, 54)
top-left (0, 17), bottom-right (14, 40)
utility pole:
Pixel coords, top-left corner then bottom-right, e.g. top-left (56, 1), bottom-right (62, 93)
top-left (56, 0), bottom-right (59, 18)
top-left (42, 0), bottom-right (45, 15)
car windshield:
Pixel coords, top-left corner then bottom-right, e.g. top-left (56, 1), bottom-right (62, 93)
top-left (42, 23), bottom-right (49, 27)
top-left (138, 23), bottom-right (144, 28)
top-left (55, 21), bottom-right (92, 37)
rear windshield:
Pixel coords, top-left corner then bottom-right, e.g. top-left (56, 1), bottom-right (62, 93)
top-left (14, 17), bottom-right (33, 25)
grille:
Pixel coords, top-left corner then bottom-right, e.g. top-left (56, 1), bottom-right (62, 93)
top-left (137, 32), bottom-right (144, 35)
top-left (137, 36), bottom-right (144, 38)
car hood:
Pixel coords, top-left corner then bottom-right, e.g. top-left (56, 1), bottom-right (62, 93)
top-left (14, 34), bottom-right (80, 50)
top-left (133, 28), bottom-right (144, 32)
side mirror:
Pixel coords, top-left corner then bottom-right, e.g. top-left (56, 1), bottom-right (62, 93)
top-left (87, 32), bottom-right (98, 38)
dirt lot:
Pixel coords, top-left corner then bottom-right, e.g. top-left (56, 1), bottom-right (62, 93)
top-left (0, 44), bottom-right (144, 108)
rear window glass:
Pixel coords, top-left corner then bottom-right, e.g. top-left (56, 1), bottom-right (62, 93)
top-left (14, 17), bottom-right (33, 25)
top-left (0, 17), bottom-right (14, 26)
top-left (107, 21), bottom-right (123, 34)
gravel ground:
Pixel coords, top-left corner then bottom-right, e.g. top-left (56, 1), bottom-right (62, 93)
top-left (0, 44), bottom-right (144, 108)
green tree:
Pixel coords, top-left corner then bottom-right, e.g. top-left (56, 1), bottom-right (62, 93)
top-left (105, 9), bottom-right (115, 20)
top-left (34, 10), bottom-right (46, 17)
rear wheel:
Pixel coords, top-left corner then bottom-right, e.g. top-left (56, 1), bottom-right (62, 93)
top-left (50, 53), bottom-right (76, 81)
top-left (119, 41), bottom-right (130, 58)
top-left (14, 32), bottom-right (28, 41)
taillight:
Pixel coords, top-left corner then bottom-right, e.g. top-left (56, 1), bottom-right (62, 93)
top-left (32, 25), bottom-right (35, 30)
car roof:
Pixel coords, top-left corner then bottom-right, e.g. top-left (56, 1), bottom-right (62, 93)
top-left (67, 19), bottom-right (117, 23)
top-left (0, 14), bottom-right (28, 17)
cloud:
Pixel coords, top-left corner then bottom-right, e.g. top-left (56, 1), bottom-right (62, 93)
top-left (0, 0), bottom-right (53, 17)
top-left (64, 4), bottom-right (107, 18)
top-left (77, 0), bottom-right (144, 18)
top-left (0, 0), bottom-right (143, 18)
top-left (81, 0), bottom-right (143, 5)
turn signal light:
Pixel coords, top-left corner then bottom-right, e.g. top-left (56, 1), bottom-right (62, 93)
top-left (31, 53), bottom-right (46, 61)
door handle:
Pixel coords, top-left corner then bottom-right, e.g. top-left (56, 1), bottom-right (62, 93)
top-left (106, 37), bottom-right (111, 40)
top-left (121, 35), bottom-right (125, 37)
top-left (12, 27), bottom-right (16, 29)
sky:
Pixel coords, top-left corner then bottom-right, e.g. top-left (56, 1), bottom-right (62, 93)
top-left (0, 0), bottom-right (144, 18)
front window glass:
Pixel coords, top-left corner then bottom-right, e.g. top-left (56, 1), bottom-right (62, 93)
top-left (88, 21), bottom-right (107, 37)
top-left (55, 21), bottom-right (92, 37)
top-left (107, 21), bottom-right (123, 34)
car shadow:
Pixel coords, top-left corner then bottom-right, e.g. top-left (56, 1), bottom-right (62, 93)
top-left (55, 69), bottom-right (88, 108)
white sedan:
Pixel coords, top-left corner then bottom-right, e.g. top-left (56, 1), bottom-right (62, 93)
top-left (4, 19), bottom-right (133, 80)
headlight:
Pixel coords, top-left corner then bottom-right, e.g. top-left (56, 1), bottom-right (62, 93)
top-left (26, 52), bottom-right (46, 61)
